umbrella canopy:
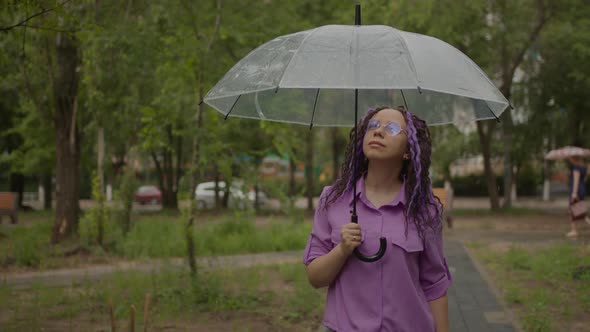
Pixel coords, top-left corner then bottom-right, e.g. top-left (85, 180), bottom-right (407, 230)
top-left (545, 146), bottom-right (590, 160)
top-left (204, 5), bottom-right (509, 263)
top-left (204, 25), bottom-right (509, 126)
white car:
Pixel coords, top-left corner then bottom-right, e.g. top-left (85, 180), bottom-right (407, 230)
top-left (194, 181), bottom-right (267, 209)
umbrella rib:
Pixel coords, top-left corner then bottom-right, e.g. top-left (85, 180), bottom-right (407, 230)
top-left (400, 89), bottom-right (410, 112)
top-left (390, 27), bottom-right (420, 88)
top-left (224, 94), bottom-right (242, 120)
top-left (255, 35), bottom-right (294, 95)
top-left (484, 101), bottom-right (501, 123)
top-left (309, 89), bottom-right (321, 130)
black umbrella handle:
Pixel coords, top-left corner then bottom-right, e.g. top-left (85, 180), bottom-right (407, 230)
top-left (351, 214), bottom-right (387, 262)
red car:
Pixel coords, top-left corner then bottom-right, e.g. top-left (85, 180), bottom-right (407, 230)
top-left (134, 185), bottom-right (162, 205)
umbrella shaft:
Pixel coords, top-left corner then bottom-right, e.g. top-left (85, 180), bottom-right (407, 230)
top-left (353, 88), bottom-right (358, 217)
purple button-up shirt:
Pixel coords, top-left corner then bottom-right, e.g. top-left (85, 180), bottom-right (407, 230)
top-left (303, 177), bottom-right (452, 332)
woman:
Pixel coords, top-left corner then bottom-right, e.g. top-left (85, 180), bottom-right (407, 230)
top-left (303, 106), bottom-right (451, 332)
top-left (566, 155), bottom-right (588, 237)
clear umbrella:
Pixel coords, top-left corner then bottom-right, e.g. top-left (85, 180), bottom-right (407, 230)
top-left (204, 5), bottom-right (510, 262)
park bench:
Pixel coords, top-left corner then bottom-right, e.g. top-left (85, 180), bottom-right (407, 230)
top-left (432, 187), bottom-right (453, 228)
top-left (0, 192), bottom-right (19, 224)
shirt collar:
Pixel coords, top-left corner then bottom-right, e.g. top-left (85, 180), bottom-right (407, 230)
top-left (348, 175), bottom-right (407, 208)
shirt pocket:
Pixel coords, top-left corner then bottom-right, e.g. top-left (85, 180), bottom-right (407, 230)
top-left (391, 234), bottom-right (424, 253)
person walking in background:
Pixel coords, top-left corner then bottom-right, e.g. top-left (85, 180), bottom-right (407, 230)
top-left (303, 106), bottom-right (451, 332)
top-left (566, 155), bottom-right (588, 237)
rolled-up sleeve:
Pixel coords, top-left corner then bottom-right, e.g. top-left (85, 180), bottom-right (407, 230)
top-left (419, 225), bottom-right (452, 301)
top-left (303, 187), bottom-right (334, 265)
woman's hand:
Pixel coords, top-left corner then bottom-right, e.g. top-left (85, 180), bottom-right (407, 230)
top-left (571, 192), bottom-right (579, 202)
top-left (340, 223), bottom-right (362, 255)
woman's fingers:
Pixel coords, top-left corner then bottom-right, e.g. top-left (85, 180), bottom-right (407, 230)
top-left (340, 223), bottom-right (363, 254)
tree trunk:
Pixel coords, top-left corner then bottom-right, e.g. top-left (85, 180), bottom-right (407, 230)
top-left (51, 31), bottom-right (81, 244)
top-left (42, 173), bottom-right (52, 210)
top-left (331, 127), bottom-right (342, 182)
top-left (511, 167), bottom-right (518, 202)
top-left (501, 110), bottom-right (514, 208)
top-left (477, 121), bottom-right (500, 210)
top-left (97, 127), bottom-right (105, 194)
top-left (174, 134), bottom-right (182, 207)
top-left (164, 147), bottom-right (178, 210)
top-left (9, 173), bottom-right (25, 208)
top-left (153, 125), bottom-right (179, 211)
top-left (305, 130), bottom-right (314, 212)
top-left (190, 77), bottom-right (204, 199)
top-left (214, 166), bottom-right (221, 209)
top-left (543, 138), bottom-right (551, 201)
top-left (222, 181), bottom-right (230, 208)
top-left (498, 0), bottom-right (546, 208)
top-left (289, 157), bottom-right (296, 198)
top-left (254, 157), bottom-right (261, 212)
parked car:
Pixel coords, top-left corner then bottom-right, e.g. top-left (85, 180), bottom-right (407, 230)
top-left (194, 181), bottom-right (267, 209)
top-left (134, 185), bottom-right (162, 205)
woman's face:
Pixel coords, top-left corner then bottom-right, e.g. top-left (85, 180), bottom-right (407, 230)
top-left (362, 108), bottom-right (409, 162)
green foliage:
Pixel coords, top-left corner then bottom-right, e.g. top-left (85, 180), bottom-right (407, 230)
top-left (504, 247), bottom-right (532, 271)
top-left (78, 172), bottom-right (108, 246)
top-left (110, 211), bottom-right (310, 259)
top-left (117, 167), bottom-right (139, 234)
top-left (13, 231), bottom-right (43, 268)
top-left (2, 0), bottom-right (590, 224)
top-left (471, 242), bottom-right (590, 332)
top-left (278, 264), bottom-right (325, 321)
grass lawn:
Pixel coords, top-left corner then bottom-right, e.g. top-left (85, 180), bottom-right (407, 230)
top-left (468, 242), bottom-right (590, 332)
top-left (0, 262), bottom-right (325, 331)
top-left (0, 209), bottom-right (312, 271)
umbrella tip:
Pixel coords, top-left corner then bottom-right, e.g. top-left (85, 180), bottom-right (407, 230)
top-left (355, 4), bottom-right (361, 25)
top-left (198, 99), bottom-right (203, 106)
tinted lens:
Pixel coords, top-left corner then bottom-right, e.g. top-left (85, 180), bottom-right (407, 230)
top-left (367, 119), bottom-right (380, 131)
top-left (384, 122), bottom-right (402, 136)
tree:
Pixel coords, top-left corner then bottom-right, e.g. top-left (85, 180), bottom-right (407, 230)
top-left (0, 4), bottom-right (56, 210)
top-left (51, 21), bottom-right (82, 242)
top-left (536, 3), bottom-right (590, 148)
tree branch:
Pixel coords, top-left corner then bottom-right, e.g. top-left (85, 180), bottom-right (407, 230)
top-left (206, 0), bottom-right (223, 51)
top-left (506, 0), bottom-right (547, 86)
top-left (0, 0), bottom-right (73, 32)
top-left (22, 24), bottom-right (76, 33)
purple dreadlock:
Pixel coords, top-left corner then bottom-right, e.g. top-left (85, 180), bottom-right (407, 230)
top-left (323, 106), bottom-right (442, 239)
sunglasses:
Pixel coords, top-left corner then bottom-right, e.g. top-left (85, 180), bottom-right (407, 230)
top-left (366, 119), bottom-right (407, 137)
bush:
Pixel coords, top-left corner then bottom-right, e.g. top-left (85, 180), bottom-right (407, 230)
top-left (117, 168), bottom-right (138, 234)
top-left (13, 232), bottom-right (42, 267)
top-left (450, 175), bottom-right (501, 197)
top-left (446, 167), bottom-right (541, 197)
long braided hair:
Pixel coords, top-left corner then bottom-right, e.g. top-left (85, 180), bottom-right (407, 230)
top-left (322, 106), bottom-right (442, 239)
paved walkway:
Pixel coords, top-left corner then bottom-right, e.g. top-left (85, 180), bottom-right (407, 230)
top-left (445, 239), bottom-right (519, 332)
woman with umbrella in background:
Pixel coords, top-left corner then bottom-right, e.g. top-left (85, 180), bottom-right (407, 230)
top-left (303, 106), bottom-right (451, 331)
top-left (545, 145), bottom-right (590, 238)
top-left (565, 154), bottom-right (588, 238)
